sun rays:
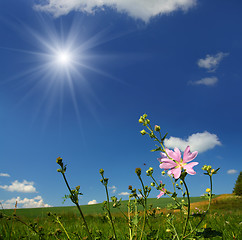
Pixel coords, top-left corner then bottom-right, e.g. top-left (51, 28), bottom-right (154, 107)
top-left (2, 16), bottom-right (122, 132)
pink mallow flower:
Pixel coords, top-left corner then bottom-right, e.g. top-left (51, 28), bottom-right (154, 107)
top-left (157, 181), bottom-right (166, 199)
top-left (159, 146), bottom-right (198, 179)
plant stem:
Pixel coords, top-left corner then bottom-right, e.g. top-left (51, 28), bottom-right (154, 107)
top-left (104, 183), bottom-right (117, 239)
top-left (183, 175), bottom-right (213, 239)
top-left (55, 216), bottom-right (71, 240)
top-left (182, 179), bottom-right (190, 238)
top-left (138, 175), bottom-right (147, 240)
top-left (61, 173), bottom-right (92, 240)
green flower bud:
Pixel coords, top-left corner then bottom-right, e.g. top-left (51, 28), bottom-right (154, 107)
top-left (154, 125), bottom-right (161, 131)
top-left (99, 169), bottom-right (104, 175)
top-left (57, 169), bottom-right (62, 172)
top-left (139, 117), bottom-right (143, 123)
top-left (202, 165), bottom-right (207, 171)
top-left (162, 171), bottom-right (166, 175)
top-left (207, 165), bottom-right (212, 171)
top-left (140, 129), bottom-right (146, 135)
top-left (149, 132), bottom-right (155, 138)
top-left (135, 168), bottom-right (141, 176)
top-left (143, 114), bottom-right (147, 118)
top-left (56, 157), bottom-right (63, 165)
top-left (151, 182), bottom-right (155, 187)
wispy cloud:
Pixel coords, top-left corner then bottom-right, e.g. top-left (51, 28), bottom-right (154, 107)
top-left (108, 185), bottom-right (117, 193)
top-left (118, 192), bottom-right (129, 196)
top-left (0, 173), bottom-right (10, 177)
top-left (189, 77), bottom-right (218, 86)
top-left (1, 196), bottom-right (51, 209)
top-left (34, 0), bottom-right (197, 22)
top-left (164, 131), bottom-right (221, 153)
top-left (0, 180), bottom-right (37, 193)
top-left (227, 169), bottom-right (238, 175)
top-left (88, 199), bottom-right (98, 205)
top-left (197, 52), bottom-right (229, 72)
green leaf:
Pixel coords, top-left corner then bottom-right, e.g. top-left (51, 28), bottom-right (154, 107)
top-left (151, 146), bottom-right (162, 152)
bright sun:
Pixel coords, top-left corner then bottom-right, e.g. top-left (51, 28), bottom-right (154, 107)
top-left (56, 51), bottom-right (72, 65)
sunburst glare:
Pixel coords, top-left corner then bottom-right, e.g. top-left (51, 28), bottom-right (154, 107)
top-left (5, 16), bottom-right (123, 132)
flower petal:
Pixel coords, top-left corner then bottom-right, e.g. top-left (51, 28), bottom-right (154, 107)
top-left (166, 147), bottom-right (181, 161)
top-left (159, 159), bottom-right (177, 170)
top-left (168, 167), bottom-right (181, 179)
top-left (183, 162), bottom-right (199, 175)
top-left (157, 152), bottom-right (169, 163)
top-left (183, 146), bottom-right (198, 163)
top-left (157, 190), bottom-right (165, 199)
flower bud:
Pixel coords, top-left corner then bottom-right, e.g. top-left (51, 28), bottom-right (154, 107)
top-left (139, 117), bottom-right (143, 123)
top-left (99, 169), bottom-right (104, 175)
top-left (166, 229), bottom-right (171, 233)
top-left (128, 185), bottom-right (132, 190)
top-left (202, 165), bottom-right (207, 171)
top-left (162, 171), bottom-right (166, 175)
top-left (206, 188), bottom-right (211, 193)
top-left (140, 130), bottom-right (146, 135)
top-left (135, 168), bottom-right (141, 176)
top-left (151, 182), bottom-right (155, 187)
top-left (154, 125), bottom-right (161, 131)
top-left (56, 157), bottom-right (63, 165)
top-left (57, 169), bottom-right (62, 172)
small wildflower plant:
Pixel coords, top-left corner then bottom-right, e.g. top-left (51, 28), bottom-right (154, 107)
top-left (53, 113), bottom-right (220, 239)
top-left (139, 113), bottom-right (220, 239)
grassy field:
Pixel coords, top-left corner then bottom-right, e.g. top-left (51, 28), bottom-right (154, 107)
top-left (0, 194), bottom-right (241, 239)
top-left (1, 196), bottom-right (207, 218)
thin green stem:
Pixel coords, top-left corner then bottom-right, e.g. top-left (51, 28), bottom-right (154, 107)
top-left (183, 175), bottom-right (213, 239)
top-left (55, 216), bottom-right (71, 240)
top-left (61, 173), bottom-right (92, 240)
top-left (138, 175), bottom-right (147, 240)
top-left (104, 183), bottom-right (117, 239)
top-left (182, 180), bottom-right (190, 238)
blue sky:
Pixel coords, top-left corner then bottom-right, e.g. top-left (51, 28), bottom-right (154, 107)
top-left (0, 0), bottom-right (241, 208)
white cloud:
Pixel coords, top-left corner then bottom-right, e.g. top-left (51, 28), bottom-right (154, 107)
top-left (118, 192), bottom-right (129, 196)
top-left (227, 169), bottom-right (238, 175)
top-left (0, 173), bottom-right (10, 177)
top-left (189, 77), bottom-right (218, 86)
top-left (197, 52), bottom-right (229, 72)
top-left (164, 131), bottom-right (221, 153)
top-left (34, 0), bottom-right (197, 22)
top-left (108, 185), bottom-right (117, 193)
top-left (0, 180), bottom-right (37, 193)
top-left (1, 196), bottom-right (51, 209)
top-left (88, 199), bottom-right (98, 205)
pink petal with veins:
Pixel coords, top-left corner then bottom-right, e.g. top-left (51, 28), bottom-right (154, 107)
top-left (168, 167), bottom-right (181, 179)
top-left (159, 159), bottom-right (177, 169)
top-left (166, 147), bottom-right (181, 161)
top-left (183, 146), bottom-right (198, 163)
top-left (183, 162), bottom-right (199, 175)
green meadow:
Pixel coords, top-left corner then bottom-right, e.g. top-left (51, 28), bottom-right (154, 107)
top-left (1, 194), bottom-right (241, 239)
top-left (1, 196), bottom-right (206, 218)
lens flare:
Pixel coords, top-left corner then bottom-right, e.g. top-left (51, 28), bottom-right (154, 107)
top-left (2, 16), bottom-right (124, 132)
